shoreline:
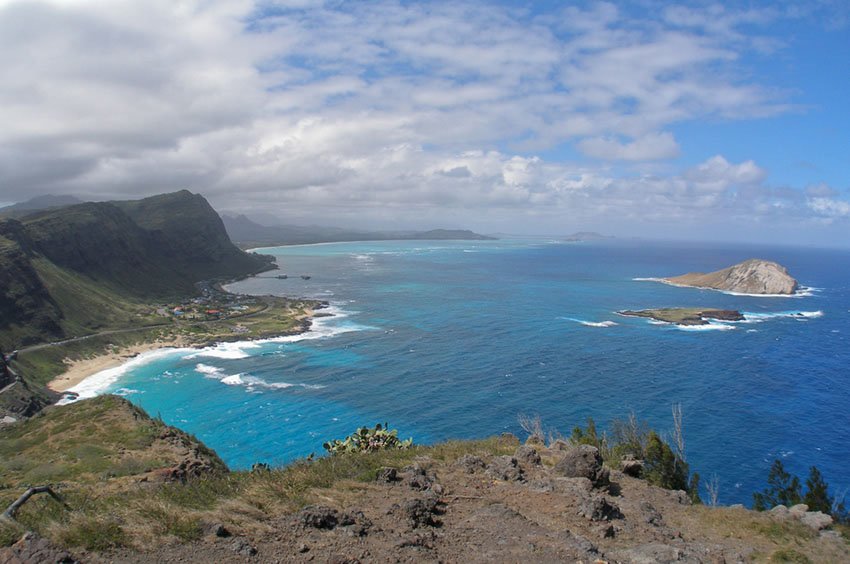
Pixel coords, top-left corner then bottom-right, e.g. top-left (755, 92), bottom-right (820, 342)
top-left (47, 307), bottom-right (319, 397)
top-left (47, 337), bottom-right (191, 394)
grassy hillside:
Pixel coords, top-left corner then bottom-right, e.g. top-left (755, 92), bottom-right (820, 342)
top-left (1, 398), bottom-right (846, 561)
top-left (0, 191), bottom-right (273, 351)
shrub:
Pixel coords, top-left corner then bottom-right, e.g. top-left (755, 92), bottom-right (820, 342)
top-left (322, 423), bottom-right (413, 455)
top-left (754, 461), bottom-right (848, 522)
top-left (643, 431), bottom-right (689, 491)
top-left (753, 460), bottom-right (803, 511)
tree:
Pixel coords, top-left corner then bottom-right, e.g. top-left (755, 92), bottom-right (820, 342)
top-left (804, 466), bottom-right (832, 514)
top-left (643, 431), bottom-right (690, 492)
top-left (753, 459), bottom-right (803, 510)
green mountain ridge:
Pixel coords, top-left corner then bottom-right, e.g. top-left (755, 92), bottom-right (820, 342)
top-left (0, 191), bottom-right (273, 350)
top-left (222, 213), bottom-right (496, 247)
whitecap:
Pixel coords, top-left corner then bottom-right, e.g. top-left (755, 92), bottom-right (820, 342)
top-left (185, 341), bottom-right (260, 360)
top-left (195, 363), bottom-right (226, 379)
top-left (675, 323), bottom-right (737, 332)
top-left (57, 347), bottom-right (193, 404)
top-left (560, 317), bottom-right (618, 328)
top-left (741, 310), bottom-right (823, 323)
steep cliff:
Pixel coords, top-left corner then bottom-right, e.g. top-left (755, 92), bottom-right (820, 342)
top-left (0, 191), bottom-right (273, 349)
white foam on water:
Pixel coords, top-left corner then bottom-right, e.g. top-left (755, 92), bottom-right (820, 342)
top-left (560, 317), bottom-right (618, 328)
top-left (741, 310), bottom-right (824, 323)
top-left (675, 323), bottom-right (737, 332)
top-left (58, 304), bottom-right (360, 403)
top-left (185, 341), bottom-right (261, 360)
top-left (57, 347), bottom-right (193, 404)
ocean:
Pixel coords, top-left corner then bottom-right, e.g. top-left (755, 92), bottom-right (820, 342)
top-left (68, 238), bottom-right (850, 506)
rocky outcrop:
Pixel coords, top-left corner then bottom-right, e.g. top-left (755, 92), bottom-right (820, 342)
top-left (665, 259), bottom-right (799, 295)
top-left (618, 308), bottom-right (744, 326)
top-left (553, 445), bottom-right (610, 488)
top-left (0, 532), bottom-right (78, 564)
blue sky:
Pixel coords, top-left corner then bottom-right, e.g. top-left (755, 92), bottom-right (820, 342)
top-left (0, 0), bottom-right (848, 245)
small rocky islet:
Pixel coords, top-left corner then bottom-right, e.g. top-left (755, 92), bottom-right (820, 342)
top-left (618, 308), bottom-right (744, 326)
top-left (626, 259), bottom-right (800, 326)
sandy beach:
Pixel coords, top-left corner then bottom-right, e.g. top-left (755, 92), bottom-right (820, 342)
top-left (46, 306), bottom-right (318, 394)
top-left (47, 337), bottom-right (189, 393)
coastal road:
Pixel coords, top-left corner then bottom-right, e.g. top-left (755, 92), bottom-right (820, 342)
top-left (15, 298), bottom-right (277, 355)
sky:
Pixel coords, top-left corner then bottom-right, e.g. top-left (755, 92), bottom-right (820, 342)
top-left (0, 0), bottom-right (848, 244)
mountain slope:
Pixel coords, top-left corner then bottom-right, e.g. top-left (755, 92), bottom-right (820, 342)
top-left (0, 191), bottom-right (273, 350)
top-left (0, 194), bottom-right (83, 219)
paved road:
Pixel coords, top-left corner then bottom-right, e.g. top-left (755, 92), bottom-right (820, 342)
top-left (17, 299), bottom-right (274, 355)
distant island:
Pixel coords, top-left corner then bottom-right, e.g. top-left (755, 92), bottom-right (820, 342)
top-left (657, 259), bottom-right (799, 295)
top-left (619, 308), bottom-right (744, 326)
top-left (221, 214), bottom-right (496, 247)
top-left (563, 231), bottom-right (613, 242)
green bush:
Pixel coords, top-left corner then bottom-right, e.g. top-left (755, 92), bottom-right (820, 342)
top-left (754, 461), bottom-right (847, 522)
top-left (322, 423), bottom-right (413, 454)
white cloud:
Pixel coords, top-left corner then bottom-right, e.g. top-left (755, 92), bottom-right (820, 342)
top-left (808, 197), bottom-right (850, 217)
top-left (0, 0), bottom-right (837, 238)
top-left (578, 132), bottom-right (681, 161)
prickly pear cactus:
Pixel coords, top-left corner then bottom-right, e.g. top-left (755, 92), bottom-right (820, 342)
top-left (322, 422), bottom-right (414, 454)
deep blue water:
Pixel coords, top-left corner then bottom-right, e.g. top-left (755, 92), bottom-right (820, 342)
top-left (76, 239), bottom-right (850, 506)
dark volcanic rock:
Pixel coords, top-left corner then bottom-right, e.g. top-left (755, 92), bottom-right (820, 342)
top-left (376, 466), bottom-right (398, 483)
top-left (299, 505), bottom-right (339, 529)
top-left (486, 456), bottom-right (525, 482)
top-left (0, 532), bottom-right (78, 564)
top-left (402, 498), bottom-right (440, 528)
top-left (579, 496), bottom-right (623, 521)
top-left (620, 455), bottom-right (644, 477)
top-left (553, 445), bottom-right (610, 488)
top-left (455, 454), bottom-right (486, 473)
top-left (404, 463), bottom-right (436, 491)
top-left (514, 445), bottom-right (542, 466)
top-left (229, 537), bottom-right (257, 557)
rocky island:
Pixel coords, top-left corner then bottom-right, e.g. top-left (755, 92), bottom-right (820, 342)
top-left (663, 259), bottom-right (799, 295)
top-left (619, 308), bottom-right (744, 326)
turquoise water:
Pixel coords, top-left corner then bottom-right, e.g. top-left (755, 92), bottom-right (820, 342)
top-left (72, 239), bottom-right (850, 505)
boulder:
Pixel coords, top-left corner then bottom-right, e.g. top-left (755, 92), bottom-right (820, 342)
top-left (0, 532), bottom-right (78, 564)
top-left (550, 439), bottom-right (571, 451)
top-left (553, 445), bottom-right (609, 488)
top-left (579, 496), bottom-right (623, 521)
top-left (486, 456), bottom-right (524, 482)
top-left (800, 511), bottom-right (833, 531)
top-left (620, 455), bottom-right (643, 477)
top-left (401, 497), bottom-right (440, 528)
top-left (376, 467), bottom-right (398, 483)
top-left (455, 454), bottom-right (486, 473)
top-left (514, 445), bottom-right (541, 466)
top-left (789, 503), bottom-right (809, 516)
top-left (299, 505), bottom-right (339, 529)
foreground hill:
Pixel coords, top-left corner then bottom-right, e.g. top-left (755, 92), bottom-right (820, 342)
top-left (664, 259), bottom-right (799, 295)
top-left (0, 191), bottom-right (272, 350)
top-left (0, 397), bottom-right (846, 562)
top-left (222, 214), bottom-right (495, 247)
